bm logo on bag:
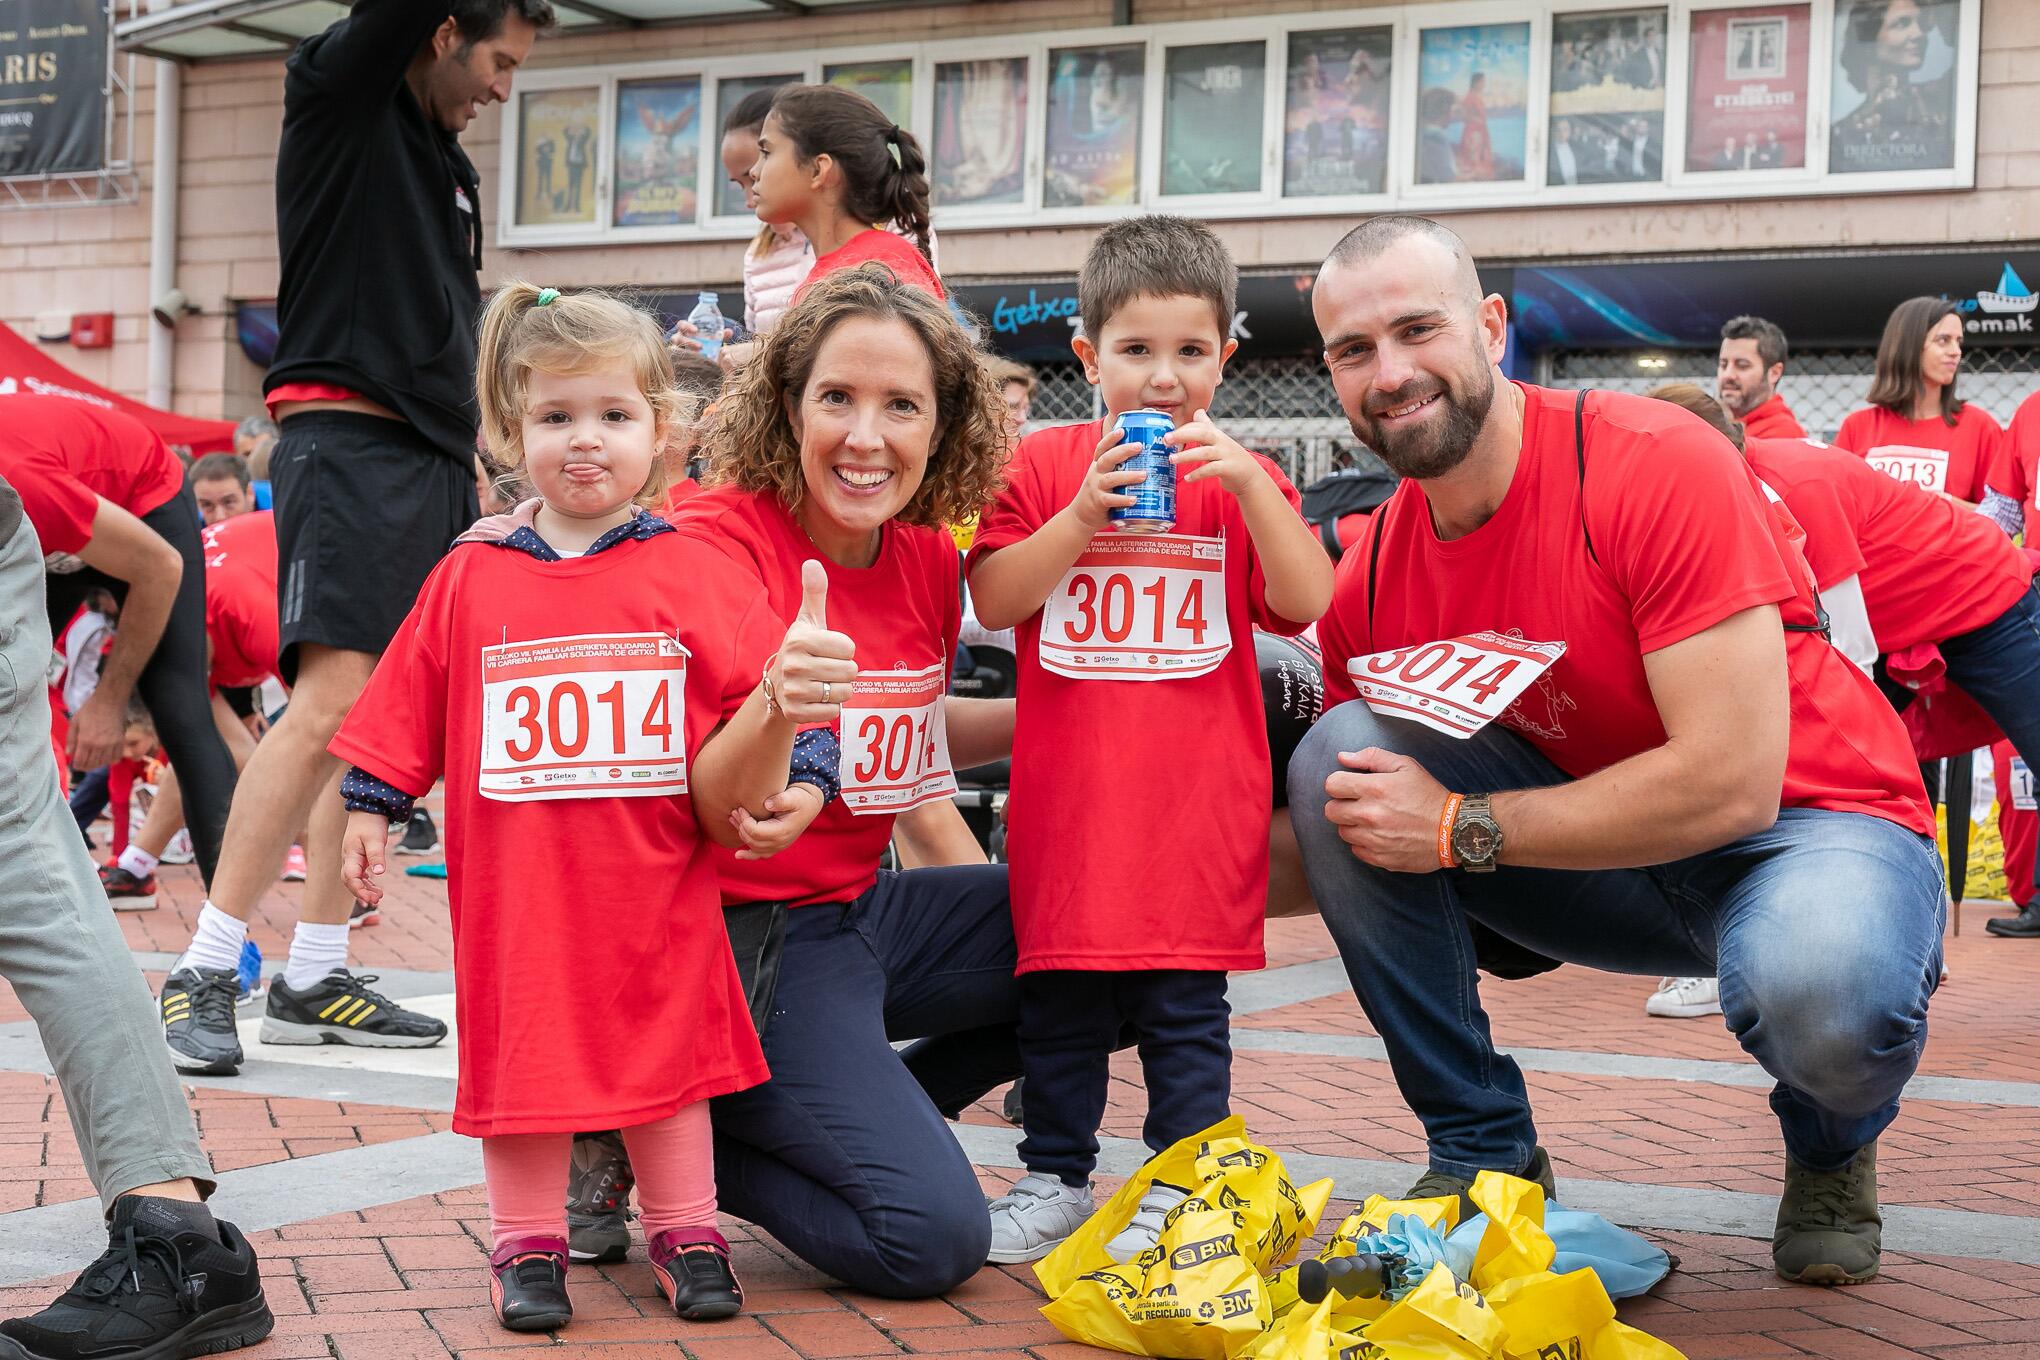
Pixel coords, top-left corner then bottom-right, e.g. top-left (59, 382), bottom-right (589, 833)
top-left (1168, 1231), bottom-right (1239, 1270)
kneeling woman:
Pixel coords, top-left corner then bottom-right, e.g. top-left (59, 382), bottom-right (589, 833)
top-left (676, 263), bottom-right (1018, 1297)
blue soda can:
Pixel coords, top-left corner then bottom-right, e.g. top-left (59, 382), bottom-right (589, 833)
top-left (1108, 408), bottom-right (1176, 533)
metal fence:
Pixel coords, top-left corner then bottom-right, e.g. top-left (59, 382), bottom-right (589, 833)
top-left (1025, 347), bottom-right (2040, 488)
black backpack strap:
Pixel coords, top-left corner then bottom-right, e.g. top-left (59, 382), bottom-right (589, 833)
top-left (1574, 387), bottom-right (1599, 567)
top-left (1319, 515), bottom-right (1345, 562)
top-left (1365, 507), bottom-right (1387, 634)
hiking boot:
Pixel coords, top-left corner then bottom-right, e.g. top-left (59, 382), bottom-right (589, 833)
top-left (97, 863), bottom-right (157, 912)
top-left (1404, 1145), bottom-right (1558, 1222)
top-left (986, 1173), bottom-right (1094, 1264)
top-left (1105, 1183), bottom-right (1189, 1262)
top-left (1645, 976), bottom-right (1722, 1018)
top-left (0, 1195), bottom-right (273, 1359)
top-left (567, 1131), bottom-right (635, 1264)
top-left (160, 968), bottom-right (243, 1077)
top-left (259, 970), bottom-right (445, 1049)
top-left (1774, 1143), bottom-right (1881, 1285)
top-left (649, 1228), bottom-right (743, 1321)
top-left (489, 1237), bottom-right (571, 1333)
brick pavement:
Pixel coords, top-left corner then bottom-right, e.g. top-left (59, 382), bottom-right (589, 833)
top-left (2, 861), bottom-right (2038, 1359)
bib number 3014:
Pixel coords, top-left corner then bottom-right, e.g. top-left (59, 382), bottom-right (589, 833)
top-left (479, 632), bottom-right (688, 801)
top-left (1350, 632), bottom-right (1566, 738)
top-left (842, 664), bottom-right (957, 814)
top-left (1041, 533), bottom-right (1231, 681)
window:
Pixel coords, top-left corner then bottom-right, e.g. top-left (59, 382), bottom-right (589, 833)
top-left (825, 60), bottom-right (914, 127)
top-left (932, 57), bottom-right (1029, 209)
top-left (711, 73), bottom-right (800, 217)
top-left (1828, 0), bottom-right (1960, 174)
top-left (1683, 5), bottom-right (1812, 174)
top-left (1282, 27), bottom-right (1393, 198)
top-left (1413, 21), bottom-right (1533, 186)
top-left (1161, 41), bottom-right (1267, 197)
top-left (1547, 8), bottom-right (1668, 187)
top-left (515, 87), bottom-right (600, 227)
top-left (1043, 43), bottom-right (1144, 209)
top-left (614, 77), bottom-right (702, 228)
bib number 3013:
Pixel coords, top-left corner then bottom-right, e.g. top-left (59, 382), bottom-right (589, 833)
top-left (1041, 533), bottom-right (1231, 681)
top-left (842, 664), bottom-right (957, 814)
top-left (479, 632), bottom-right (688, 801)
top-left (1866, 444), bottom-right (1950, 495)
top-left (1349, 632), bottom-right (1566, 738)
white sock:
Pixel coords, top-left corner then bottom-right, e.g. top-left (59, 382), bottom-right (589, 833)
top-left (174, 902), bottom-right (248, 976)
top-left (117, 846), bottom-right (159, 878)
top-left (282, 922), bottom-right (350, 992)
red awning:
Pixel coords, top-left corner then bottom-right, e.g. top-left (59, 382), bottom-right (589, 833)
top-left (0, 327), bottom-right (237, 457)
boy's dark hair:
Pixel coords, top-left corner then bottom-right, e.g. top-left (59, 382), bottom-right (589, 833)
top-left (188, 452), bottom-right (251, 492)
top-left (450, 0), bottom-right (557, 49)
top-left (671, 353), bottom-right (724, 406)
top-left (1720, 315), bottom-right (1789, 370)
top-left (768, 85), bottom-right (933, 261)
top-left (124, 695), bottom-right (155, 731)
top-left (724, 87), bottom-right (781, 138)
top-left (1079, 215), bottom-right (1237, 343)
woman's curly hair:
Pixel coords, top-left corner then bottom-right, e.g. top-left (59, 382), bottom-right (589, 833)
top-left (701, 265), bottom-right (1007, 529)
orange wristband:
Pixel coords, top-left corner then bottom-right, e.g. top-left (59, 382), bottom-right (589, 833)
top-left (1437, 793), bottom-right (1464, 870)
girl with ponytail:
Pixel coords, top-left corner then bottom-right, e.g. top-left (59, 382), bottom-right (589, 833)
top-left (750, 83), bottom-right (944, 301)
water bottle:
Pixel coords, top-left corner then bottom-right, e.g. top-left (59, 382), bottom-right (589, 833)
top-left (687, 291), bottom-right (726, 361)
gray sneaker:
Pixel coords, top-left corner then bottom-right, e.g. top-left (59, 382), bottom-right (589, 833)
top-left (987, 1173), bottom-right (1094, 1264)
top-left (567, 1131), bottom-right (636, 1263)
top-left (1104, 1183), bottom-right (1189, 1262)
top-left (161, 968), bottom-right (244, 1076)
top-left (1774, 1143), bottom-right (1881, 1285)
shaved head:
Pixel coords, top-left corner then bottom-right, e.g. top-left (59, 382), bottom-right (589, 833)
top-left (1324, 215), bottom-right (1484, 310)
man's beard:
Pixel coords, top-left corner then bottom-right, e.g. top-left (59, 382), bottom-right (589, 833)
top-left (1719, 380), bottom-right (1771, 420)
top-left (1347, 363), bottom-right (1495, 480)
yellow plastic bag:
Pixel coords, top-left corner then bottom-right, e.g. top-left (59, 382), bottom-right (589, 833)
top-left (1038, 1116), bottom-right (1334, 1296)
top-left (1363, 1263), bottom-right (1507, 1360)
top-left (1268, 1194), bottom-right (1458, 1324)
top-left (1040, 1206), bottom-right (1272, 1360)
top-left (1243, 1294), bottom-right (1379, 1360)
top-left (1466, 1172), bottom-right (1556, 1293)
top-left (1486, 1268), bottom-right (1686, 1360)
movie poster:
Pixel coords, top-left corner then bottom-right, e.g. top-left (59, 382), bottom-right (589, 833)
top-left (613, 78), bottom-right (700, 228)
top-left (1684, 4), bottom-right (1810, 172)
top-left (1161, 41), bottom-right (1265, 196)
top-left (713, 73), bottom-right (798, 216)
top-left (1829, 0), bottom-right (1959, 173)
top-left (1548, 8), bottom-right (1667, 185)
top-left (517, 87), bottom-right (600, 227)
top-left (1414, 23), bottom-right (1530, 186)
top-left (933, 57), bottom-right (1028, 208)
top-left (1282, 27), bottom-right (1392, 198)
top-left (1044, 44), bottom-right (1144, 208)
top-left (826, 60), bottom-right (913, 128)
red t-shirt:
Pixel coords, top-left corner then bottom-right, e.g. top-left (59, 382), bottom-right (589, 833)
top-left (265, 383), bottom-right (363, 418)
top-left (672, 484), bottom-right (961, 907)
top-left (1989, 389), bottom-right (2040, 542)
top-left (1833, 403), bottom-right (2002, 503)
top-left (967, 421), bottom-right (1309, 973)
top-left (202, 511), bottom-right (281, 690)
top-left (0, 397), bottom-right (184, 554)
top-left (328, 533), bottom-right (777, 1136)
top-left (1318, 386), bottom-right (1931, 837)
top-left (1746, 436), bottom-right (2031, 653)
top-left (799, 229), bottom-right (944, 301)
top-left (660, 476), bottom-right (702, 519)
top-left (1740, 393), bottom-right (1807, 440)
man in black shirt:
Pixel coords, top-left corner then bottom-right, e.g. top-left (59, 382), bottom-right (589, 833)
top-left (160, 0), bottom-right (553, 1077)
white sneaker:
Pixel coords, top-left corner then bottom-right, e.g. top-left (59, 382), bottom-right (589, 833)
top-left (160, 829), bottom-right (195, 866)
top-left (1645, 976), bottom-right (1722, 1018)
top-left (1105, 1183), bottom-right (1189, 1262)
top-left (986, 1173), bottom-right (1094, 1264)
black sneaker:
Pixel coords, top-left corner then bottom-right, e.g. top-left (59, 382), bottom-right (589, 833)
top-left (160, 969), bottom-right (243, 1077)
top-left (1985, 905), bottom-right (2040, 938)
top-left (395, 809), bottom-right (440, 855)
top-left (488, 1237), bottom-right (570, 1333)
top-left (258, 970), bottom-right (445, 1049)
top-left (0, 1195), bottom-right (273, 1359)
top-left (347, 899), bottom-right (380, 931)
top-left (97, 864), bottom-right (158, 912)
top-left (649, 1228), bottom-right (742, 1321)
top-left (567, 1131), bottom-right (635, 1264)
top-left (1404, 1146), bottom-right (1558, 1223)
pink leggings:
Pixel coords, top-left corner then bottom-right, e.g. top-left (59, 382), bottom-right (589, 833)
top-left (481, 1102), bottom-right (714, 1253)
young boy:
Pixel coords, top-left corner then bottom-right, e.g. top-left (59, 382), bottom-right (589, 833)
top-left (967, 215), bottom-right (1332, 1264)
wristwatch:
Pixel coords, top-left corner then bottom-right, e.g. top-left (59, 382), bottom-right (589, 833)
top-left (1450, 795), bottom-right (1503, 873)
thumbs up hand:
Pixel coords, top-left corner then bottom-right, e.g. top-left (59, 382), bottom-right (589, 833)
top-left (769, 558), bottom-right (858, 723)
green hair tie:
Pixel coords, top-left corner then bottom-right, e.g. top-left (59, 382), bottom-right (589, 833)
top-left (535, 287), bottom-right (561, 307)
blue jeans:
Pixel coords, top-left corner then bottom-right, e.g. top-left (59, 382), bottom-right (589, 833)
top-left (1287, 701), bottom-right (1946, 1177)
top-left (711, 866), bottom-right (1020, 1298)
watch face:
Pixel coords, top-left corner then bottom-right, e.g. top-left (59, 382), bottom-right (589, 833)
top-left (1455, 822), bottom-right (1498, 862)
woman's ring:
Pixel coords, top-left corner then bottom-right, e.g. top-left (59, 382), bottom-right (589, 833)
top-left (821, 682), bottom-right (833, 704)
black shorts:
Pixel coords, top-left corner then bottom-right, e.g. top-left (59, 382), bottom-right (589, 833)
top-left (272, 412), bottom-right (478, 684)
